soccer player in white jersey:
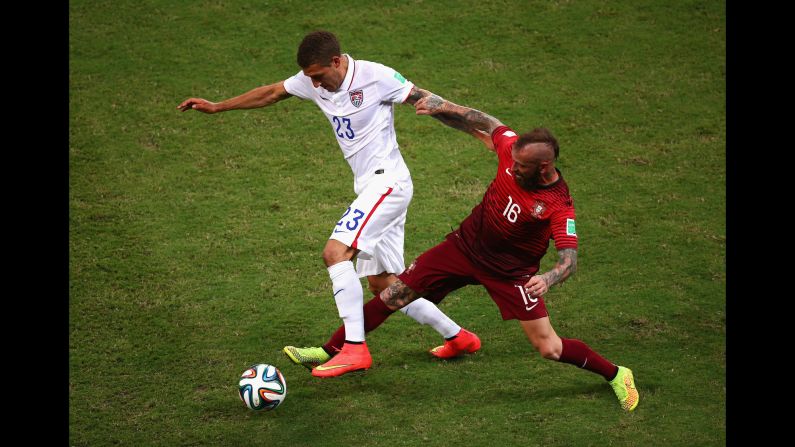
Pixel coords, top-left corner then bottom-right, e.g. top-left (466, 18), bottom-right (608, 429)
top-left (177, 30), bottom-right (484, 377)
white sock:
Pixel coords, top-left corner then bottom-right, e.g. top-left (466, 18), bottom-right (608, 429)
top-left (328, 261), bottom-right (365, 342)
top-left (400, 298), bottom-right (461, 339)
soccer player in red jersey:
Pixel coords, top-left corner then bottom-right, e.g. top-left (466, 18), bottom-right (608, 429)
top-left (295, 93), bottom-right (640, 410)
top-left (372, 93), bottom-right (639, 411)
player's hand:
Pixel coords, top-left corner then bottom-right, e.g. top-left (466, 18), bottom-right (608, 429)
top-left (524, 275), bottom-right (549, 298)
top-left (414, 95), bottom-right (444, 116)
top-left (177, 98), bottom-right (218, 113)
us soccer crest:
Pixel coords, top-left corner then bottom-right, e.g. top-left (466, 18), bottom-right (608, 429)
top-left (349, 89), bottom-right (364, 108)
top-left (531, 200), bottom-right (546, 218)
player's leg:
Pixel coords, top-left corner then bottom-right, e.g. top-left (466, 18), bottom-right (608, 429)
top-left (316, 272), bottom-right (397, 357)
top-left (400, 297), bottom-right (461, 339)
top-left (322, 239), bottom-right (365, 343)
top-left (364, 224), bottom-right (478, 357)
top-left (319, 271), bottom-right (479, 358)
top-left (478, 276), bottom-right (638, 411)
top-left (282, 238), bottom-right (358, 371)
top-left (345, 178), bottom-right (479, 357)
top-left (311, 240), bottom-right (372, 377)
top-left (518, 317), bottom-right (638, 411)
top-left (290, 238), bottom-right (478, 368)
top-left (284, 255), bottom-right (388, 371)
top-left (312, 182), bottom-right (410, 378)
top-left (315, 207), bottom-right (466, 356)
top-left (387, 238), bottom-right (481, 357)
top-left (305, 238), bottom-right (373, 378)
top-left (398, 278), bottom-right (480, 359)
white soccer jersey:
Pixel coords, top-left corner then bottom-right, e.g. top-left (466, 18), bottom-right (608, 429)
top-left (283, 54), bottom-right (414, 195)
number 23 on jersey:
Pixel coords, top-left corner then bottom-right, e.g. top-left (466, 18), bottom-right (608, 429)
top-left (336, 207), bottom-right (365, 231)
top-left (332, 116), bottom-right (355, 139)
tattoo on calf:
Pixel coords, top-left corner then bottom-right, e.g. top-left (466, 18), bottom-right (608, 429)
top-left (381, 280), bottom-right (419, 308)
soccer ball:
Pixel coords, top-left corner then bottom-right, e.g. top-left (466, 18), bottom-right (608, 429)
top-left (238, 363), bottom-right (287, 411)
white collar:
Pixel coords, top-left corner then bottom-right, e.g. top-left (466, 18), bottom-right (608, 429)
top-left (339, 54), bottom-right (355, 92)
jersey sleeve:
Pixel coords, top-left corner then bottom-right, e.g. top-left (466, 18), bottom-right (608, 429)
top-left (491, 125), bottom-right (519, 163)
top-left (373, 63), bottom-right (415, 103)
top-left (282, 70), bottom-right (313, 100)
top-left (550, 203), bottom-right (578, 250)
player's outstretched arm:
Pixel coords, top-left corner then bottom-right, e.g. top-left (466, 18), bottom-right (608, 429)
top-left (523, 248), bottom-right (578, 298)
top-left (404, 87), bottom-right (496, 151)
top-left (177, 81), bottom-right (292, 114)
top-left (413, 92), bottom-right (504, 139)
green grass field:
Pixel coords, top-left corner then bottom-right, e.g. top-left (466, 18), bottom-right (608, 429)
top-left (70, 1), bottom-right (725, 445)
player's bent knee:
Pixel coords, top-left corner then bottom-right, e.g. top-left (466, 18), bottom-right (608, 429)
top-left (322, 250), bottom-right (345, 267)
top-left (532, 340), bottom-right (562, 361)
top-left (322, 243), bottom-right (354, 267)
top-left (539, 347), bottom-right (561, 361)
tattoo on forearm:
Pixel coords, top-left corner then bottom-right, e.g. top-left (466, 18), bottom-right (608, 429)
top-left (462, 109), bottom-right (501, 133)
top-left (431, 113), bottom-right (472, 133)
top-left (409, 87), bottom-right (501, 138)
top-left (424, 94), bottom-right (444, 112)
top-left (380, 280), bottom-right (420, 308)
top-left (540, 248), bottom-right (578, 287)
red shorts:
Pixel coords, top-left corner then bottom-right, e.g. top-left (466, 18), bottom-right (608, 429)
top-left (398, 237), bottom-right (548, 321)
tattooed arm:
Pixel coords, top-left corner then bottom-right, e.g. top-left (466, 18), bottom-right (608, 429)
top-left (413, 92), bottom-right (504, 143)
top-left (379, 279), bottom-right (422, 310)
top-left (523, 248), bottom-right (578, 298)
top-left (405, 87), bottom-right (496, 150)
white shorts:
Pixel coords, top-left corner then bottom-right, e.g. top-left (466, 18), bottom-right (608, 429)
top-left (330, 176), bottom-right (413, 278)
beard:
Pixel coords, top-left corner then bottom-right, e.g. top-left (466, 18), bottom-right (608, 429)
top-left (513, 168), bottom-right (543, 191)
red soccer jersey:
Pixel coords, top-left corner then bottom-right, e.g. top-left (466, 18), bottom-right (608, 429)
top-left (450, 125), bottom-right (578, 278)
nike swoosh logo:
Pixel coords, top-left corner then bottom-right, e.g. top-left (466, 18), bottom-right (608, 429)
top-left (314, 363), bottom-right (354, 371)
top-left (333, 289), bottom-right (344, 297)
top-left (525, 302), bottom-right (539, 311)
top-left (505, 168), bottom-right (513, 177)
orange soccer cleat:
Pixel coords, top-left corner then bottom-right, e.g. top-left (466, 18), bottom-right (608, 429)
top-left (430, 328), bottom-right (481, 359)
top-left (311, 342), bottom-right (373, 378)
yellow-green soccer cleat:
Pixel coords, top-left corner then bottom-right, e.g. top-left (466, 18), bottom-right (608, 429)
top-left (609, 366), bottom-right (639, 411)
top-left (283, 346), bottom-right (331, 371)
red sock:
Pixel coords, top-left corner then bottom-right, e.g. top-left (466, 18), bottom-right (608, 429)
top-left (323, 296), bottom-right (396, 355)
top-left (558, 338), bottom-right (619, 380)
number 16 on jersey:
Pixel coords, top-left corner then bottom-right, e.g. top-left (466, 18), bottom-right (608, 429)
top-left (503, 195), bottom-right (521, 223)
